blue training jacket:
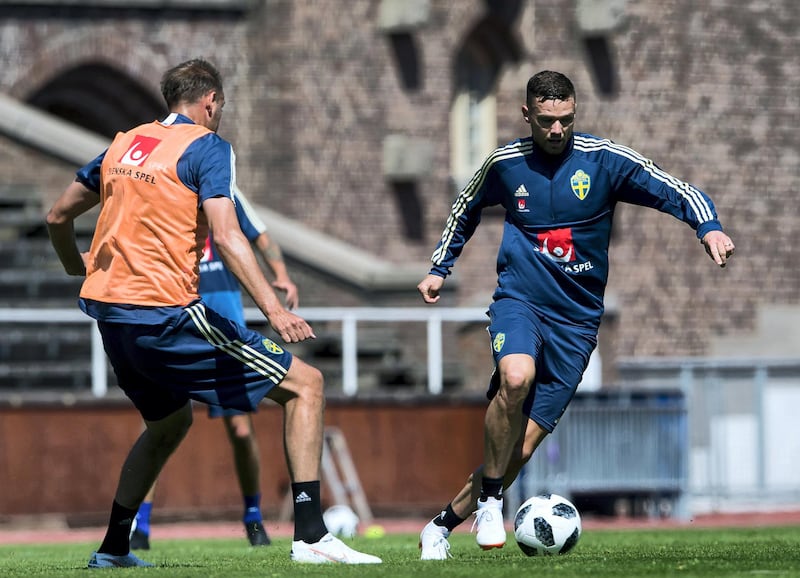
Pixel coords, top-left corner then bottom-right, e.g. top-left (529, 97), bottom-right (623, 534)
top-left (429, 133), bottom-right (723, 328)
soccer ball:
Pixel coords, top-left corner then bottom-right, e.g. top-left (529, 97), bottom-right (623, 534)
top-left (513, 493), bottom-right (581, 556)
top-left (323, 504), bottom-right (360, 539)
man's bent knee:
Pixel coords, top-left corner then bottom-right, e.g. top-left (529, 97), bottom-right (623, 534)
top-left (269, 357), bottom-right (325, 407)
top-left (496, 377), bottom-right (530, 408)
top-left (497, 355), bottom-right (535, 399)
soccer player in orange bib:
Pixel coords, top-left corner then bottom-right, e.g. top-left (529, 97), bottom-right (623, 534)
top-left (47, 58), bottom-right (381, 567)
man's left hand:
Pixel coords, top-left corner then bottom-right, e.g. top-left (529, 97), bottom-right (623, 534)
top-left (702, 231), bottom-right (735, 268)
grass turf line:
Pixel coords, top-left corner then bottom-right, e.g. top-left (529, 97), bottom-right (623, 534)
top-left (1, 526), bottom-right (800, 578)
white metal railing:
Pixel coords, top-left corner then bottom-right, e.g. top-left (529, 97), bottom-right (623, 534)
top-left (0, 307), bottom-right (488, 397)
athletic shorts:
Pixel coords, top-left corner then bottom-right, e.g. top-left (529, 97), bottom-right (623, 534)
top-left (486, 298), bottom-right (597, 432)
top-left (97, 301), bottom-right (293, 421)
top-left (201, 291), bottom-right (250, 419)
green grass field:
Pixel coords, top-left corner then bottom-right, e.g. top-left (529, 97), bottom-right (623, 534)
top-left (2, 526), bottom-right (800, 578)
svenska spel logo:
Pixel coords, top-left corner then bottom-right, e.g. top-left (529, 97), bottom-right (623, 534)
top-left (119, 135), bottom-right (162, 166)
top-left (536, 228), bottom-right (576, 263)
top-left (201, 236), bottom-right (213, 262)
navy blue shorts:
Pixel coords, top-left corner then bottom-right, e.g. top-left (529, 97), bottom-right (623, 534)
top-left (97, 301), bottom-right (293, 421)
top-left (486, 298), bottom-right (596, 432)
top-left (201, 291), bottom-right (252, 419)
top-left (207, 403), bottom-right (249, 419)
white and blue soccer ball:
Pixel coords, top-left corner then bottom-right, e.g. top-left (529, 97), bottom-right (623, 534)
top-left (323, 504), bottom-right (360, 539)
top-left (513, 493), bottom-right (582, 556)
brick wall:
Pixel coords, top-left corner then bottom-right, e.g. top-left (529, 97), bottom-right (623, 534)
top-left (1, 0), bottom-right (796, 380)
top-left (0, 400), bottom-right (487, 519)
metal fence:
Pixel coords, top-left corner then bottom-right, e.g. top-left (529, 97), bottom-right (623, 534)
top-left (507, 390), bottom-right (690, 520)
top-left (617, 358), bottom-right (800, 513)
top-left (507, 359), bottom-right (800, 517)
top-left (4, 307), bottom-right (799, 516)
top-left (0, 306), bottom-right (488, 397)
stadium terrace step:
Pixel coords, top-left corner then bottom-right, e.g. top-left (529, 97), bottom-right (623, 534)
top-left (0, 185), bottom-right (45, 239)
top-left (0, 269), bottom-right (83, 301)
top-left (0, 238), bottom-right (57, 269)
top-left (0, 213), bottom-right (464, 395)
top-left (0, 359), bottom-right (113, 391)
top-left (0, 326), bottom-right (92, 362)
top-left (0, 207), bottom-right (46, 239)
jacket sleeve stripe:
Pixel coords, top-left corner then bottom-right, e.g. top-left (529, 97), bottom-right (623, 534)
top-left (432, 141), bottom-right (533, 265)
top-left (574, 136), bottom-right (715, 223)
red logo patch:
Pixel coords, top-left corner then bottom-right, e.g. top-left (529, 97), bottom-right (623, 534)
top-left (536, 228), bottom-right (576, 262)
top-left (201, 236), bottom-right (213, 262)
top-left (119, 135), bottom-right (161, 167)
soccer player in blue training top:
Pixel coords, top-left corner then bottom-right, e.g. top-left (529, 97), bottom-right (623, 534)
top-left (46, 58), bottom-right (381, 567)
top-left (416, 70), bottom-right (735, 560)
top-left (131, 185), bottom-right (299, 550)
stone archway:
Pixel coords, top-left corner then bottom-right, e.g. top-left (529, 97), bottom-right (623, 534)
top-left (26, 62), bottom-right (166, 138)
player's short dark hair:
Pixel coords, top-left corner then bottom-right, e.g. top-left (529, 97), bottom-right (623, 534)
top-left (160, 58), bottom-right (224, 109)
top-left (526, 71), bottom-right (575, 106)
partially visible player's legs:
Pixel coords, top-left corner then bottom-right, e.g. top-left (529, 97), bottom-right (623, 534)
top-left (222, 413), bottom-right (270, 546)
top-left (482, 354), bottom-right (536, 485)
top-left (474, 353), bottom-right (535, 549)
top-left (265, 357), bottom-right (325, 537)
top-left (130, 483), bottom-right (155, 550)
top-left (455, 417), bottom-right (548, 519)
top-left (420, 416), bottom-right (547, 559)
top-left (95, 402), bottom-right (193, 557)
top-left (267, 357), bottom-right (381, 564)
top-left (129, 418), bottom-right (154, 551)
top-left (224, 414), bottom-right (260, 498)
top-left (177, 306), bottom-right (379, 563)
top-left (439, 314), bottom-right (593, 557)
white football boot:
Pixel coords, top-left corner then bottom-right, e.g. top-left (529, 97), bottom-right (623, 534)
top-left (290, 532), bottom-right (382, 564)
top-left (473, 497), bottom-right (506, 550)
top-left (419, 519), bottom-right (452, 560)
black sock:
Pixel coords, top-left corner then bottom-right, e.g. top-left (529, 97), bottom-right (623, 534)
top-left (479, 476), bottom-right (504, 501)
top-left (98, 500), bottom-right (138, 556)
top-left (291, 481), bottom-right (327, 543)
top-left (433, 504), bottom-right (466, 532)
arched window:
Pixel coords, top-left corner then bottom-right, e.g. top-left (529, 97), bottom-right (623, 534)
top-left (450, 14), bottom-right (521, 192)
top-left (450, 45), bottom-right (498, 192)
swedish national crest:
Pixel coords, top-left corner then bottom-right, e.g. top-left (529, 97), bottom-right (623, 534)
top-left (493, 333), bottom-right (505, 353)
top-left (570, 169), bottom-right (591, 200)
top-left (262, 338), bottom-right (284, 354)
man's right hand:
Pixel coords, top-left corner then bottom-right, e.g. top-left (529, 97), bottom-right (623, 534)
top-left (268, 309), bottom-right (316, 343)
top-left (417, 274), bottom-right (445, 304)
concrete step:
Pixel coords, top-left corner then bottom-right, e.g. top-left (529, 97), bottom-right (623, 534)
top-left (0, 269), bottom-right (83, 301)
top-left (0, 360), bottom-right (112, 391)
top-left (0, 186), bottom-right (46, 240)
top-left (0, 326), bottom-right (92, 362)
top-left (0, 238), bottom-right (59, 269)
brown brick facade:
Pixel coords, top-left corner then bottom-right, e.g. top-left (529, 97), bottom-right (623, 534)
top-left (1, 0), bottom-right (797, 381)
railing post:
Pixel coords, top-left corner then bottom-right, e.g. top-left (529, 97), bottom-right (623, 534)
top-left (341, 315), bottom-right (358, 396)
top-left (91, 321), bottom-right (107, 397)
top-left (677, 362), bottom-right (692, 520)
top-left (754, 364), bottom-right (767, 491)
top-left (426, 313), bottom-right (443, 394)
